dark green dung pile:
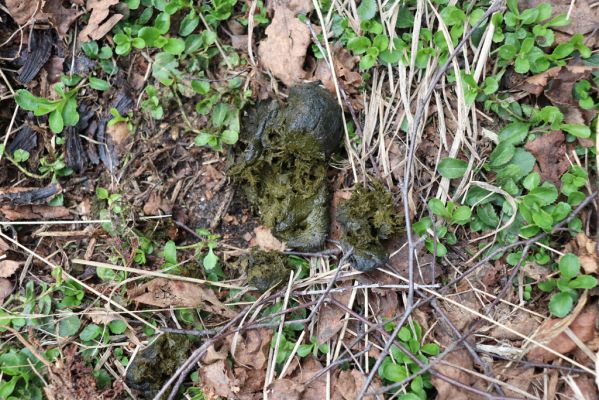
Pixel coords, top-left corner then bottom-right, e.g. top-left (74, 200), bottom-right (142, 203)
top-left (125, 333), bottom-right (193, 398)
top-left (240, 248), bottom-right (293, 291)
top-left (231, 83), bottom-right (343, 251)
top-left (336, 184), bottom-right (402, 272)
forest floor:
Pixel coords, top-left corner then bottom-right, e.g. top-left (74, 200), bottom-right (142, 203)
top-left (0, 0), bottom-right (599, 399)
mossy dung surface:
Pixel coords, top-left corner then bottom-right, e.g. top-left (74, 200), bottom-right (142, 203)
top-left (336, 184), bottom-right (402, 272)
top-left (232, 83), bottom-right (343, 250)
top-left (125, 333), bottom-right (192, 398)
top-left (241, 248), bottom-right (292, 291)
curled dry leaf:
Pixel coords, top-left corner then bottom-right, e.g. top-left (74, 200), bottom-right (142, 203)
top-left (524, 131), bottom-right (570, 186)
top-left (490, 305), bottom-right (541, 340)
top-left (299, 357), bottom-right (327, 400)
top-left (257, 3), bottom-right (311, 86)
top-left (79, 0), bottom-right (124, 42)
top-left (251, 226), bottom-right (285, 252)
top-left (528, 307), bottom-right (598, 363)
top-left (268, 378), bottom-right (304, 400)
top-left (143, 192), bottom-right (173, 215)
top-left (316, 286), bottom-right (352, 343)
top-left (0, 278), bottom-right (13, 304)
top-left (0, 205), bottom-right (70, 221)
top-left (42, 0), bottom-right (83, 38)
top-left (565, 233), bottom-right (598, 275)
top-left (227, 328), bottom-right (272, 369)
top-left (0, 260), bottom-right (21, 278)
top-left (5, 0), bottom-right (46, 25)
top-left (312, 45), bottom-right (363, 111)
top-left (200, 359), bottom-right (240, 399)
top-left (127, 278), bottom-right (236, 318)
top-left (431, 348), bottom-right (474, 400)
top-left (519, 66), bottom-right (595, 97)
top-left (88, 309), bottom-right (127, 325)
top-left (0, 238), bottom-right (9, 255)
top-left (333, 369), bottom-right (380, 400)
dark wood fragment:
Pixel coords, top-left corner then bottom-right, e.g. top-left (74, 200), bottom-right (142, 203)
top-left (18, 29), bottom-right (54, 83)
top-left (0, 184), bottom-right (61, 205)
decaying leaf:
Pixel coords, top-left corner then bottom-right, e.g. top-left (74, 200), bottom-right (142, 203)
top-left (257, 2), bottom-right (311, 86)
top-left (432, 348), bottom-right (474, 400)
top-left (251, 226), bottom-right (285, 252)
top-left (143, 192), bottom-right (173, 215)
top-left (490, 305), bottom-right (541, 340)
top-left (0, 260), bottom-right (21, 278)
top-left (268, 378), bottom-right (304, 400)
top-left (0, 238), bottom-right (9, 255)
top-left (299, 357), bottom-right (327, 400)
top-left (227, 328), bottom-right (272, 369)
top-left (519, 66), bottom-right (595, 97)
top-left (5, 0), bottom-right (46, 25)
top-left (88, 309), bottom-right (127, 325)
top-left (127, 278), bottom-right (236, 318)
top-left (524, 131), bottom-right (570, 186)
top-left (42, 0), bottom-right (83, 38)
top-left (332, 369), bottom-right (380, 400)
top-left (18, 29), bottom-right (54, 84)
top-left (0, 278), bottom-right (13, 304)
top-left (565, 233), bottom-right (598, 275)
top-left (312, 45), bottom-right (363, 110)
top-left (316, 286), bottom-right (352, 343)
top-left (79, 0), bottom-right (124, 42)
top-left (0, 205), bottom-right (71, 221)
top-left (200, 359), bottom-right (240, 398)
top-left (528, 307), bottom-right (598, 363)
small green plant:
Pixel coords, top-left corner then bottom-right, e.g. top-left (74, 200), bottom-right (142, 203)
top-left (297, 335), bottom-right (330, 358)
top-left (379, 320), bottom-right (438, 399)
top-left (539, 253), bottom-right (597, 317)
top-left (15, 77), bottom-right (81, 134)
top-left (108, 108), bottom-right (134, 132)
top-left (141, 86), bottom-right (164, 119)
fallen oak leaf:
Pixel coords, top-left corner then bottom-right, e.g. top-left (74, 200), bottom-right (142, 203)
top-left (200, 359), bottom-right (241, 399)
top-left (0, 260), bottom-right (21, 278)
top-left (78, 0), bottom-right (124, 42)
top-left (226, 328), bottom-right (272, 369)
top-left (267, 378), bottom-right (304, 400)
top-left (333, 369), bottom-right (380, 400)
top-left (0, 278), bottom-right (13, 304)
top-left (524, 131), bottom-right (570, 186)
top-left (0, 205), bottom-right (70, 221)
top-left (518, 66), bottom-right (595, 96)
top-left (528, 307), bottom-right (598, 363)
top-left (42, 0), bottom-right (83, 38)
top-left (5, 0), bottom-right (47, 25)
top-left (257, 3), bottom-right (311, 86)
top-left (127, 278), bottom-right (236, 318)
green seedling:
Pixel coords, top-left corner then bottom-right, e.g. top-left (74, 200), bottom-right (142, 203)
top-left (297, 336), bottom-right (330, 358)
top-left (539, 253), bottom-right (597, 317)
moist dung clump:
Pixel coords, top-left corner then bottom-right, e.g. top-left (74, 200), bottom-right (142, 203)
top-left (231, 83), bottom-right (343, 250)
top-left (240, 248), bottom-right (292, 291)
top-left (336, 184), bottom-right (401, 272)
top-left (125, 333), bottom-right (192, 398)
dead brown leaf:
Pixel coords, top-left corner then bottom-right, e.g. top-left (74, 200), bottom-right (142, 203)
top-left (42, 0), bottom-right (83, 38)
top-left (127, 278), bottom-right (236, 318)
top-left (332, 369), bottom-right (380, 400)
top-left (200, 359), bottom-right (240, 399)
top-left (565, 233), bottom-right (598, 274)
top-left (316, 286), bottom-right (352, 343)
top-left (143, 192), bottom-right (173, 215)
top-left (432, 347), bottom-right (474, 400)
top-left (257, 3), bottom-right (311, 86)
top-left (0, 237), bottom-right (9, 255)
top-left (79, 0), bottom-right (124, 42)
top-left (520, 66), bottom-right (595, 96)
top-left (299, 357), bottom-right (327, 400)
top-left (312, 45), bottom-right (363, 110)
top-left (0, 260), bottom-right (21, 278)
top-left (0, 205), bottom-right (70, 220)
top-left (528, 307), bottom-right (598, 363)
top-left (268, 378), bottom-right (304, 399)
top-left (251, 226), bottom-right (285, 251)
top-left (228, 328), bottom-right (272, 369)
top-left (0, 278), bottom-right (13, 304)
top-left (106, 122), bottom-right (130, 146)
top-left (88, 309), bottom-right (127, 325)
top-left (5, 0), bottom-right (46, 24)
top-left (564, 375), bottom-right (598, 400)
top-left (490, 305), bottom-right (541, 340)
top-left (524, 131), bottom-right (570, 186)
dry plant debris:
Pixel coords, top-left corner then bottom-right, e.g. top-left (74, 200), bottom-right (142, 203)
top-left (1, 0), bottom-right (599, 398)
